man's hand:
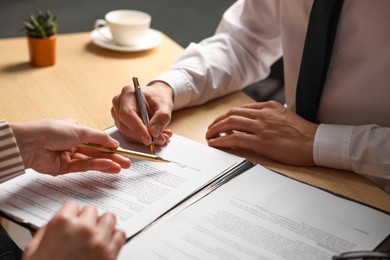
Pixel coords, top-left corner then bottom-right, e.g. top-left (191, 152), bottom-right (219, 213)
top-left (206, 101), bottom-right (318, 166)
top-left (111, 81), bottom-right (174, 146)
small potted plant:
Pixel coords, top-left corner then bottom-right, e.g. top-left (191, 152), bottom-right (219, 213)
top-left (22, 10), bottom-right (57, 67)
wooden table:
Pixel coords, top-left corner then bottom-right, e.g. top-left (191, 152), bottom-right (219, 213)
top-left (1, 32), bottom-right (389, 213)
top-left (0, 32), bottom-right (183, 129)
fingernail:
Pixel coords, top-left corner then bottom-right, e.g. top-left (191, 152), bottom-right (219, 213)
top-left (154, 136), bottom-right (165, 145)
top-left (151, 124), bottom-right (162, 135)
top-left (141, 136), bottom-right (150, 145)
top-left (208, 138), bottom-right (216, 145)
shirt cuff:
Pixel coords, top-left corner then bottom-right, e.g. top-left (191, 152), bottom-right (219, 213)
top-left (149, 69), bottom-right (194, 111)
top-left (0, 120), bottom-right (25, 183)
top-left (313, 124), bottom-right (354, 171)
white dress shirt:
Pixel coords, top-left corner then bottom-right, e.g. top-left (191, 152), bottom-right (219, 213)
top-left (152, 0), bottom-right (390, 192)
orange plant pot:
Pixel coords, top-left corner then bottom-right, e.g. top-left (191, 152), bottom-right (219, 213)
top-left (27, 35), bottom-right (56, 67)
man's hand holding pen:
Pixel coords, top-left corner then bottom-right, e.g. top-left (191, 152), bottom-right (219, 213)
top-left (111, 79), bottom-right (174, 147)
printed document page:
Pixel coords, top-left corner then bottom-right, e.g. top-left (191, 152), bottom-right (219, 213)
top-left (120, 164), bottom-right (390, 260)
top-left (0, 127), bottom-right (245, 238)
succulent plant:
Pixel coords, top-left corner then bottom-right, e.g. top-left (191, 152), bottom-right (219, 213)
top-left (22, 10), bottom-right (57, 38)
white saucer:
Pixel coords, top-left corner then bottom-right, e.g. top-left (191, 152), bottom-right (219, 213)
top-left (90, 27), bottom-right (163, 52)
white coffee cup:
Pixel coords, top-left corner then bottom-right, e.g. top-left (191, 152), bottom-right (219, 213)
top-left (95, 10), bottom-right (151, 46)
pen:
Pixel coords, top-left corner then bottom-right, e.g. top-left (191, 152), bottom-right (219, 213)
top-left (78, 143), bottom-right (170, 163)
top-left (133, 77), bottom-right (156, 154)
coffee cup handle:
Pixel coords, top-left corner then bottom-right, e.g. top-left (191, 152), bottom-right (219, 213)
top-left (94, 19), bottom-right (112, 42)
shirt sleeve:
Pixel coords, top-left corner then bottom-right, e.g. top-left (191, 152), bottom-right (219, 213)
top-left (150, 0), bottom-right (283, 110)
top-left (313, 124), bottom-right (390, 191)
top-left (0, 120), bottom-right (25, 183)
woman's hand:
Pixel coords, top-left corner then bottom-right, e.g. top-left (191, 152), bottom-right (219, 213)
top-left (11, 119), bottom-right (131, 175)
top-left (23, 201), bottom-right (126, 260)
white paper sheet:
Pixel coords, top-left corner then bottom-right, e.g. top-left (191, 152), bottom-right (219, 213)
top-left (120, 165), bottom-right (390, 260)
top-left (0, 127), bottom-right (245, 237)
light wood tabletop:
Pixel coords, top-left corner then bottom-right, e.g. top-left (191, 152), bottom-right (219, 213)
top-left (0, 32), bottom-right (389, 213)
top-left (0, 32), bottom-right (183, 129)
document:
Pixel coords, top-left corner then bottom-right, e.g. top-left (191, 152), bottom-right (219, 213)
top-left (0, 126), bottom-right (247, 238)
top-left (120, 165), bottom-right (390, 260)
top-left (1, 126), bottom-right (389, 259)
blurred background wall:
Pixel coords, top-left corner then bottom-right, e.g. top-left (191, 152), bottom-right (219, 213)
top-left (0, 0), bottom-right (235, 47)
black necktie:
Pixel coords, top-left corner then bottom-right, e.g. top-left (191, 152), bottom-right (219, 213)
top-left (295, 0), bottom-right (344, 123)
